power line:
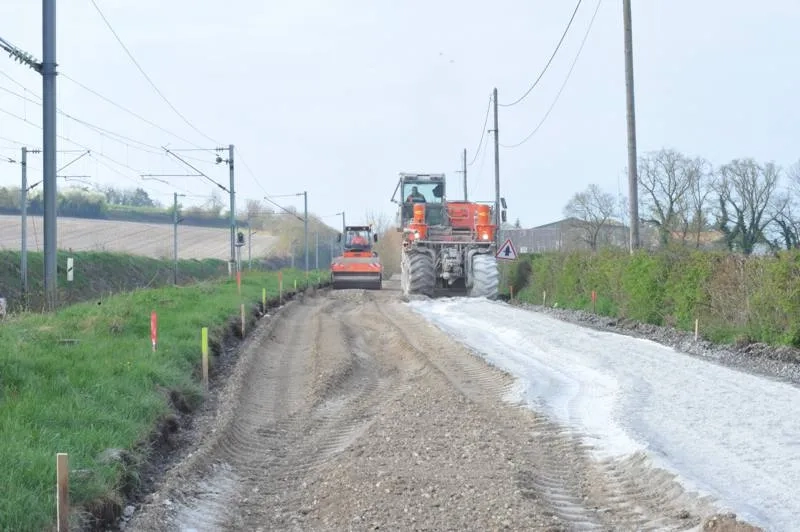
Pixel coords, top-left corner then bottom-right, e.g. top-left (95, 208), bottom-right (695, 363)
top-left (88, 0), bottom-right (220, 146)
top-left (235, 147), bottom-right (269, 197)
top-left (59, 72), bottom-right (207, 150)
top-left (262, 195), bottom-right (305, 223)
top-left (3, 70), bottom-right (213, 158)
top-left (163, 148), bottom-right (229, 192)
top-left (1, 84), bottom-right (167, 153)
top-left (501, 0), bottom-right (602, 149)
top-left (1, 85), bottom-right (222, 189)
top-left (468, 94), bottom-right (493, 167)
top-left (499, 0), bottom-right (583, 108)
top-left (0, 134), bottom-right (29, 147)
top-left (469, 125), bottom-right (492, 199)
top-left (0, 105), bottom-right (173, 194)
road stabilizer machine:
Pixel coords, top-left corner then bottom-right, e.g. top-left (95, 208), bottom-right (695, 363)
top-left (392, 172), bottom-right (504, 299)
top-left (330, 225), bottom-right (383, 290)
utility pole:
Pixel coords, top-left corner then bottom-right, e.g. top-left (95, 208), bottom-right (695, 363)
top-left (340, 211), bottom-right (346, 255)
top-left (227, 144), bottom-right (237, 271)
top-left (20, 147), bottom-right (40, 305)
top-left (492, 87), bottom-right (501, 241)
top-left (623, 0), bottom-right (639, 251)
top-left (173, 192), bottom-right (185, 285)
top-left (43, 0), bottom-right (58, 309)
top-left (303, 191), bottom-right (308, 272)
top-left (248, 223), bottom-right (253, 270)
top-left (463, 148), bottom-right (468, 201)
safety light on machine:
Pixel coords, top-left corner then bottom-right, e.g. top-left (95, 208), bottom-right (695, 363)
top-left (481, 233), bottom-right (489, 240)
top-left (414, 230), bottom-right (421, 239)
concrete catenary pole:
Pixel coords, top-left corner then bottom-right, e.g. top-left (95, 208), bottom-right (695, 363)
top-left (20, 147), bottom-right (28, 301)
top-left (173, 192), bottom-right (179, 284)
top-left (228, 144), bottom-right (236, 271)
top-left (623, 0), bottom-right (640, 251)
top-left (492, 87), bottom-right (501, 243)
top-left (42, 0), bottom-right (58, 309)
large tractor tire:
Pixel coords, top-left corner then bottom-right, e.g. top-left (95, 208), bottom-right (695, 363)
top-left (401, 251), bottom-right (435, 297)
top-left (469, 253), bottom-right (499, 299)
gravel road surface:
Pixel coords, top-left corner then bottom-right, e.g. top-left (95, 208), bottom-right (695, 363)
top-left (124, 281), bottom-right (760, 531)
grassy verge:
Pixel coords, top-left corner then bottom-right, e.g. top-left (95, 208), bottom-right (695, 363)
top-left (511, 247), bottom-right (800, 346)
top-left (0, 250), bottom-right (230, 312)
top-left (0, 268), bottom-right (325, 531)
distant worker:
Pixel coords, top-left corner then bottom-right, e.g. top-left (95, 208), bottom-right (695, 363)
top-left (350, 233), bottom-right (368, 246)
top-left (406, 186), bottom-right (426, 203)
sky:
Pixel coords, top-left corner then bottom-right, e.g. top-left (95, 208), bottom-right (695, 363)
top-left (1, 0), bottom-right (799, 231)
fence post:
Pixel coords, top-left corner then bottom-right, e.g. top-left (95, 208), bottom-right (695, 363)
top-left (56, 453), bottom-right (69, 531)
top-left (201, 327), bottom-right (209, 390)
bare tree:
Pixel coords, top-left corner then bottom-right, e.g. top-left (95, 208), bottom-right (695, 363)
top-left (714, 158), bottom-right (781, 254)
top-left (770, 160), bottom-right (800, 250)
top-left (365, 209), bottom-right (401, 276)
top-left (563, 184), bottom-right (618, 251)
top-left (638, 149), bottom-right (697, 246)
top-left (365, 209), bottom-right (392, 235)
top-left (770, 191), bottom-right (798, 250)
top-left (684, 156), bottom-right (716, 248)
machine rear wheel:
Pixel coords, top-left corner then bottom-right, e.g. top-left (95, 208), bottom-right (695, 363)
top-left (469, 253), bottom-right (499, 299)
top-left (402, 251), bottom-right (434, 296)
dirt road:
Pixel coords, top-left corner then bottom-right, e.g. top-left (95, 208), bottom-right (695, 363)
top-left (125, 282), bottom-right (752, 531)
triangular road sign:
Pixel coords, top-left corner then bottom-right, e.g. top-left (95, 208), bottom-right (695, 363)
top-left (496, 238), bottom-right (517, 260)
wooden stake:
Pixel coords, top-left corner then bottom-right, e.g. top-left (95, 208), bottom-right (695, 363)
top-left (592, 290), bottom-right (597, 313)
top-left (695, 318), bottom-right (699, 341)
top-left (543, 290), bottom-right (547, 306)
top-left (509, 284), bottom-right (514, 300)
top-left (56, 453), bottom-right (69, 531)
top-left (241, 303), bottom-right (246, 337)
top-left (262, 287), bottom-right (266, 311)
top-left (201, 327), bottom-right (209, 391)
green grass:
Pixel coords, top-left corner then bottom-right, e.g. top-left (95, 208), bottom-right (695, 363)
top-left (0, 268), bottom-right (323, 531)
top-left (0, 250), bottom-right (230, 312)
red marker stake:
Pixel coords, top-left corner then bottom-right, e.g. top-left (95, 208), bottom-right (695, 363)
top-left (150, 311), bottom-right (157, 351)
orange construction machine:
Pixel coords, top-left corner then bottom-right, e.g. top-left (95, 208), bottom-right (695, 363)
top-left (330, 225), bottom-right (383, 290)
top-left (391, 172), bottom-right (506, 298)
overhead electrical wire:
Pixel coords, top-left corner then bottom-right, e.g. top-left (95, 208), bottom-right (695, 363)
top-left (0, 82), bottom-right (229, 194)
top-left (499, 0), bottom-right (583, 108)
top-left (6, 18), bottom-right (272, 200)
top-left (467, 94), bottom-right (493, 167)
top-left (501, 0), bottom-right (602, 149)
top-left (262, 195), bottom-right (306, 223)
top-left (60, 72), bottom-right (205, 150)
top-left (88, 0), bottom-right (220, 146)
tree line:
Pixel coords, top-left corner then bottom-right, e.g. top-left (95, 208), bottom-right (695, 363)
top-left (563, 148), bottom-right (800, 254)
top-left (0, 185), bottom-right (248, 228)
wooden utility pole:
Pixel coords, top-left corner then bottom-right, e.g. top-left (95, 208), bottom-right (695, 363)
top-left (623, 0), bottom-right (640, 251)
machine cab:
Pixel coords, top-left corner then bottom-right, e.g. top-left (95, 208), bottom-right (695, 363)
top-left (338, 226), bottom-right (378, 256)
top-left (393, 173), bottom-right (447, 227)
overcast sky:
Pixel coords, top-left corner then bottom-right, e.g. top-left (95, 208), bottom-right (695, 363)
top-left (1, 1), bottom-right (799, 230)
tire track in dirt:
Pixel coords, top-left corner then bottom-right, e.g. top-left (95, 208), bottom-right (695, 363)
top-left (127, 293), bottom-right (407, 531)
top-left (380, 298), bottom-right (714, 531)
